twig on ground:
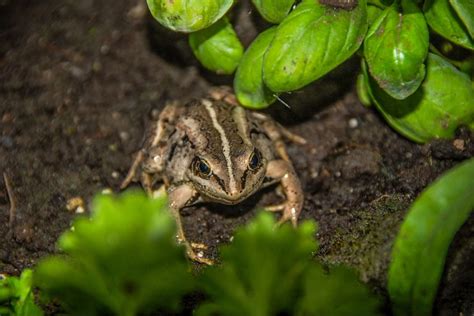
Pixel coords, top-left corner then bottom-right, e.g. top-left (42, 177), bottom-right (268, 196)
top-left (3, 172), bottom-right (16, 228)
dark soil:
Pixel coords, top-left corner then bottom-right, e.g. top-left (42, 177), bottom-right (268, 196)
top-left (0, 1), bottom-right (473, 315)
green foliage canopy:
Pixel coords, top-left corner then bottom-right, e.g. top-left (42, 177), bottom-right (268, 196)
top-left (147, 0), bottom-right (474, 144)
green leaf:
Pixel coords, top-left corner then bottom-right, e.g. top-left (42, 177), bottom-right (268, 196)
top-left (424, 0), bottom-right (474, 50)
top-left (367, 53), bottom-right (474, 143)
top-left (251, 0), bottom-right (295, 23)
top-left (34, 191), bottom-right (193, 316)
top-left (196, 213), bottom-right (317, 316)
top-left (295, 265), bottom-right (380, 316)
top-left (189, 18), bottom-right (243, 74)
top-left (0, 270), bottom-right (44, 316)
top-left (262, 0), bottom-right (368, 92)
top-left (147, 0), bottom-right (233, 32)
top-left (368, 0), bottom-right (393, 7)
top-left (449, 0), bottom-right (474, 38)
top-left (388, 158), bottom-right (474, 316)
top-left (234, 27), bottom-right (277, 109)
top-left (364, 0), bottom-right (429, 99)
top-left (357, 66), bottom-right (372, 107)
top-left (367, 4), bottom-right (383, 26)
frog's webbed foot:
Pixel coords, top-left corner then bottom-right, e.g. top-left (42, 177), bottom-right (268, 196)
top-left (263, 160), bottom-right (304, 227)
top-left (168, 184), bottom-right (214, 265)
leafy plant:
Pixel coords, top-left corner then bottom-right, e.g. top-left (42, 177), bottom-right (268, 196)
top-left (388, 158), bottom-right (474, 316)
top-left (34, 191), bottom-right (194, 316)
top-left (0, 269), bottom-right (43, 316)
top-left (147, 0), bottom-right (474, 143)
top-left (362, 52), bottom-right (473, 142)
top-left (27, 191), bottom-right (380, 316)
top-left (23, 159), bottom-right (473, 316)
top-left (296, 265), bottom-right (381, 316)
top-left (197, 213), bottom-right (380, 316)
top-left (189, 17), bottom-right (243, 74)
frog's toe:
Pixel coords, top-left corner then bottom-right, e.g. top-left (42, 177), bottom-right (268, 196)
top-left (275, 206), bottom-right (299, 228)
top-left (186, 248), bottom-right (214, 265)
top-left (182, 241), bottom-right (214, 265)
top-left (264, 203), bottom-right (286, 212)
top-left (281, 128), bottom-right (307, 145)
top-left (120, 150), bottom-right (145, 189)
top-left (264, 201), bottom-right (299, 227)
top-left (190, 242), bottom-right (209, 250)
top-left (151, 185), bottom-right (167, 199)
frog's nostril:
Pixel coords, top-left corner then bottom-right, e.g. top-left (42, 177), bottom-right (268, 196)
top-left (228, 188), bottom-right (239, 198)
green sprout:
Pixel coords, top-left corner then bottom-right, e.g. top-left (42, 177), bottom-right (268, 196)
top-left (0, 270), bottom-right (43, 316)
top-left (147, 0), bottom-right (474, 143)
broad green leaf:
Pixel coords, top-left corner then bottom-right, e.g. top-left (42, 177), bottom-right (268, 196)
top-left (0, 270), bottom-right (44, 316)
top-left (295, 265), bottom-right (380, 316)
top-left (234, 27), bottom-right (277, 109)
top-left (147, 0), bottom-right (233, 32)
top-left (262, 0), bottom-right (368, 92)
top-left (367, 0), bottom-right (393, 7)
top-left (367, 4), bottom-right (383, 26)
top-left (449, 0), bottom-right (474, 38)
top-left (367, 53), bottom-right (474, 143)
top-left (388, 158), bottom-right (474, 316)
top-left (35, 191), bottom-right (193, 316)
top-left (189, 18), bottom-right (243, 74)
top-left (364, 0), bottom-right (429, 99)
top-left (251, 0), bottom-right (295, 23)
top-left (196, 213), bottom-right (317, 316)
top-left (424, 0), bottom-right (474, 50)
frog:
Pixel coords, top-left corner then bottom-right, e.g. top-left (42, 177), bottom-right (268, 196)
top-left (121, 86), bottom-right (306, 264)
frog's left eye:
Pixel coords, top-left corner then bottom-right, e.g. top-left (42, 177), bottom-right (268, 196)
top-left (248, 149), bottom-right (261, 170)
top-left (193, 157), bottom-right (212, 178)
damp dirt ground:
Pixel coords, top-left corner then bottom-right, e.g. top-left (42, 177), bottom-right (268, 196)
top-left (0, 1), bottom-right (473, 315)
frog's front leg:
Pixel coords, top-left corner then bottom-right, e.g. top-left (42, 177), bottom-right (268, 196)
top-left (168, 183), bottom-right (214, 265)
top-left (264, 160), bottom-right (304, 227)
top-left (120, 146), bottom-right (164, 195)
top-left (120, 103), bottom-right (181, 191)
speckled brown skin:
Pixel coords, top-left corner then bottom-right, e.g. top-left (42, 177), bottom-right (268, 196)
top-left (121, 87), bottom-right (305, 264)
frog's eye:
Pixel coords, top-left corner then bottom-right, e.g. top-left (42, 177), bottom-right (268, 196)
top-left (193, 157), bottom-right (212, 178)
top-left (248, 149), bottom-right (261, 170)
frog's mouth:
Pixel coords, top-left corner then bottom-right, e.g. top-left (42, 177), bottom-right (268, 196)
top-left (200, 189), bottom-right (254, 205)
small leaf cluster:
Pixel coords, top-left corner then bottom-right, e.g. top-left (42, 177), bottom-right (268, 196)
top-left (196, 214), bottom-right (380, 316)
top-left (360, 0), bottom-right (473, 143)
top-left (147, 0), bottom-right (473, 143)
top-left (0, 270), bottom-right (43, 316)
top-left (27, 191), bottom-right (379, 316)
top-left (34, 192), bottom-right (193, 316)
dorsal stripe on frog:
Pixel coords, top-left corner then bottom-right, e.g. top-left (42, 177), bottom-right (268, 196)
top-left (202, 99), bottom-right (237, 194)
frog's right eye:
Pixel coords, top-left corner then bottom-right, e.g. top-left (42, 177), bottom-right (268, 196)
top-left (192, 157), bottom-right (212, 178)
